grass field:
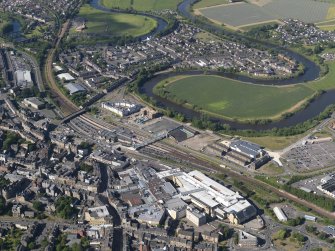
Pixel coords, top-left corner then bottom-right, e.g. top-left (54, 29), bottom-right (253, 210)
top-left (255, 162), bottom-right (284, 175)
top-left (156, 75), bottom-right (314, 121)
top-left (71, 4), bottom-right (157, 38)
top-left (307, 60), bottom-right (335, 91)
top-left (193, 0), bottom-right (229, 9)
top-left (243, 134), bottom-right (307, 150)
top-left (101, 0), bottom-right (182, 11)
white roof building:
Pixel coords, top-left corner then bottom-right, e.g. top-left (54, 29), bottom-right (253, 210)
top-left (158, 169), bottom-right (257, 224)
top-left (57, 73), bottom-right (75, 82)
top-left (273, 206), bottom-right (287, 222)
top-left (15, 70), bottom-right (32, 88)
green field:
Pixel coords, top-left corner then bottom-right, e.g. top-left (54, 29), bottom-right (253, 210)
top-left (307, 60), bottom-right (335, 90)
top-left (155, 75), bottom-right (315, 121)
top-left (101, 0), bottom-right (182, 11)
top-left (71, 5), bottom-right (157, 38)
top-left (193, 0), bottom-right (229, 9)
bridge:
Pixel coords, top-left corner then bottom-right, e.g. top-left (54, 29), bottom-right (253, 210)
top-left (60, 108), bottom-right (87, 124)
top-left (134, 131), bottom-right (168, 150)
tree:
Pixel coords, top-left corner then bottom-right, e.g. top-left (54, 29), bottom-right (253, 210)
top-left (286, 217), bottom-right (305, 226)
top-left (291, 232), bottom-right (306, 243)
top-left (33, 201), bottom-right (44, 212)
top-left (0, 176), bottom-right (9, 190)
top-left (305, 225), bottom-right (317, 234)
top-left (273, 228), bottom-right (290, 240)
top-left (27, 241), bottom-right (36, 250)
top-left (0, 196), bottom-right (6, 214)
top-left (55, 196), bottom-right (77, 219)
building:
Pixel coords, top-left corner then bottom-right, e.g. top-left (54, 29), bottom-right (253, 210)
top-left (128, 204), bottom-right (165, 226)
top-left (304, 215), bottom-right (317, 222)
top-left (165, 197), bottom-right (187, 220)
top-left (12, 204), bottom-right (23, 217)
top-left (273, 207), bottom-right (287, 222)
top-left (15, 70), bottom-right (32, 88)
top-left (85, 205), bottom-right (111, 225)
top-left (57, 73), bottom-right (75, 82)
top-left (230, 140), bottom-right (263, 159)
top-left (101, 101), bottom-right (141, 117)
top-left (64, 83), bottom-right (86, 95)
top-left (186, 205), bottom-right (206, 227)
top-left (157, 170), bottom-right (257, 225)
top-left (23, 97), bottom-right (45, 110)
top-left (317, 177), bottom-right (335, 198)
top-left (53, 65), bottom-right (64, 74)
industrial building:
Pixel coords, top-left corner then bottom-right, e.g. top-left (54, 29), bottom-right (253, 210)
top-left (317, 174), bottom-right (335, 198)
top-left (207, 140), bottom-right (270, 169)
top-left (64, 83), bottom-right (87, 95)
top-left (157, 169), bottom-right (257, 225)
top-left (57, 73), bottom-right (75, 82)
top-left (15, 70), bottom-right (32, 88)
top-left (273, 207), bottom-right (287, 222)
top-left (101, 101), bottom-right (141, 117)
top-left (230, 140), bottom-right (264, 159)
top-left (23, 97), bottom-right (45, 110)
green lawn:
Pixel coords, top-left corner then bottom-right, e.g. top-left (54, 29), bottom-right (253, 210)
top-left (71, 4), bottom-right (157, 37)
top-left (156, 75), bottom-right (314, 121)
top-left (101, 0), bottom-right (182, 11)
top-left (193, 0), bottom-right (229, 9)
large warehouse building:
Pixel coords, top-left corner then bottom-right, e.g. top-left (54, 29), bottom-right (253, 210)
top-left (15, 70), bottom-right (33, 88)
top-left (158, 169), bottom-right (257, 225)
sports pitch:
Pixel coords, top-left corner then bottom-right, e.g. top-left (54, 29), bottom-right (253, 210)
top-left (197, 0), bottom-right (335, 28)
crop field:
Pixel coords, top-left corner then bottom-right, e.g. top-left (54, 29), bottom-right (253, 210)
top-left (101, 0), bottom-right (182, 11)
top-left (193, 0), bottom-right (229, 9)
top-left (71, 5), bottom-right (157, 37)
top-left (197, 0), bottom-right (335, 28)
top-left (157, 75), bottom-right (314, 121)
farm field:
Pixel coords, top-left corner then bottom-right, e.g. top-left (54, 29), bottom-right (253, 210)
top-left (197, 0), bottom-right (335, 28)
top-left (193, 0), bottom-right (229, 9)
top-left (70, 5), bottom-right (157, 38)
top-left (101, 0), bottom-right (182, 11)
top-left (155, 75), bottom-right (315, 121)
